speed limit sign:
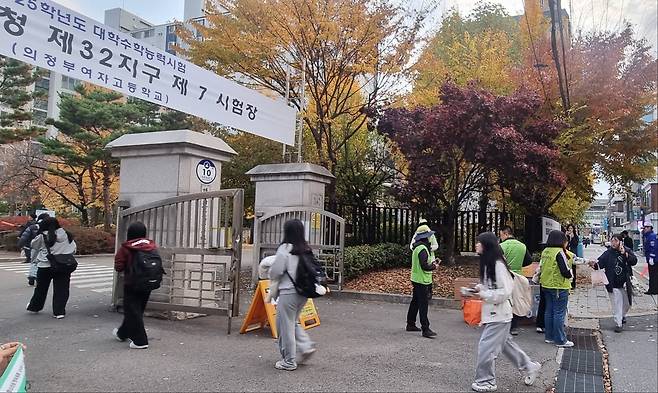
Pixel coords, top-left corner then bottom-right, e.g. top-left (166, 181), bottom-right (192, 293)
top-left (196, 159), bottom-right (217, 184)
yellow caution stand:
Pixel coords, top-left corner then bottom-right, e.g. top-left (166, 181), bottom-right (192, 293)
top-left (240, 279), bottom-right (320, 338)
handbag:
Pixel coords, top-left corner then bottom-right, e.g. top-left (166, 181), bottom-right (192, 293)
top-left (590, 263), bottom-right (608, 286)
top-left (462, 299), bottom-right (482, 327)
top-left (46, 244), bottom-right (78, 273)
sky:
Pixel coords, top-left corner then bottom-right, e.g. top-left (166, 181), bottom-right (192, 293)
top-left (53, 0), bottom-right (658, 197)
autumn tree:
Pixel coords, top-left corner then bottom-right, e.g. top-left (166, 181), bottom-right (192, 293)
top-left (379, 82), bottom-right (564, 262)
top-left (182, 0), bottom-right (431, 202)
top-left (409, 3), bottom-right (521, 106)
top-left (0, 56), bottom-right (45, 143)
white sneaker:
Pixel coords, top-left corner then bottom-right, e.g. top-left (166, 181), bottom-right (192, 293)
top-left (524, 361), bottom-right (541, 385)
top-left (274, 360), bottom-right (297, 371)
top-left (544, 339), bottom-right (554, 344)
top-left (129, 342), bottom-right (148, 349)
top-left (536, 327), bottom-right (545, 333)
top-left (471, 382), bottom-right (497, 392)
top-left (112, 328), bottom-right (125, 342)
top-left (53, 314), bottom-right (65, 319)
top-left (557, 340), bottom-right (574, 348)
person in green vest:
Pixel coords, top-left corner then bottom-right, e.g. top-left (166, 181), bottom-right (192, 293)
top-left (406, 229), bottom-right (439, 338)
top-left (499, 226), bottom-right (533, 336)
top-left (539, 230), bottom-right (574, 348)
top-left (409, 218), bottom-right (439, 252)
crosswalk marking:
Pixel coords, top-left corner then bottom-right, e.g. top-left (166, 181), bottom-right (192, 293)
top-left (0, 261), bottom-right (114, 294)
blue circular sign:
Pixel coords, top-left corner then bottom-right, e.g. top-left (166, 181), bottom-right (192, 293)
top-left (196, 159), bottom-right (217, 184)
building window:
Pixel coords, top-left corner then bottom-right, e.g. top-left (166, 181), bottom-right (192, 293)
top-left (167, 24), bottom-right (176, 34)
top-left (143, 29), bottom-right (154, 38)
top-left (132, 31), bottom-right (142, 39)
top-left (35, 77), bottom-right (50, 91)
top-left (32, 109), bottom-right (47, 125)
top-left (61, 75), bottom-right (79, 91)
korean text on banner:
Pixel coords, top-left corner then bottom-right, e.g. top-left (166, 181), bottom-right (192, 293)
top-left (0, 0), bottom-right (296, 145)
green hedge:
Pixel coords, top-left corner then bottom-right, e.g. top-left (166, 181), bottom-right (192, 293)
top-left (343, 243), bottom-right (411, 280)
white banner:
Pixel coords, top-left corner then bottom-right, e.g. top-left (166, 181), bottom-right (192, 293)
top-left (0, 346), bottom-right (26, 393)
top-left (0, 0), bottom-right (296, 144)
top-left (541, 216), bottom-right (560, 244)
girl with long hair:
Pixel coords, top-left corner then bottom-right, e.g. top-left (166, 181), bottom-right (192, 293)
top-left (539, 230), bottom-right (574, 347)
top-left (469, 232), bottom-right (540, 392)
top-left (26, 217), bottom-right (76, 318)
top-left (268, 219), bottom-right (317, 371)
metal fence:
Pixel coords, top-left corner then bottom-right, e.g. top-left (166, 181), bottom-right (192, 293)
top-left (113, 189), bottom-right (244, 333)
top-left (252, 207), bottom-right (345, 289)
top-left (326, 202), bottom-right (524, 253)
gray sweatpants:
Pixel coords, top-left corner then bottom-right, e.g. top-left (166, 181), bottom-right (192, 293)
top-left (475, 321), bottom-right (533, 385)
top-left (608, 288), bottom-right (630, 328)
top-left (276, 292), bottom-right (314, 366)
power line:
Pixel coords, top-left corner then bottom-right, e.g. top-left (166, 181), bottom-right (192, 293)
top-left (521, 0), bottom-right (552, 109)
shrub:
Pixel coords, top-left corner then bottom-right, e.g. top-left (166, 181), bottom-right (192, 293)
top-left (1, 231), bottom-right (21, 251)
top-left (343, 243), bottom-right (411, 280)
top-left (66, 226), bottom-right (115, 255)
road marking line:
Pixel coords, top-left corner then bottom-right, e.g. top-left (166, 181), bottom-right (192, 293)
top-left (70, 277), bottom-right (113, 284)
top-left (76, 282), bottom-right (114, 288)
top-left (91, 287), bottom-right (113, 293)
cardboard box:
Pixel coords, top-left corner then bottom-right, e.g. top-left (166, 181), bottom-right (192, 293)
top-left (454, 277), bottom-right (480, 301)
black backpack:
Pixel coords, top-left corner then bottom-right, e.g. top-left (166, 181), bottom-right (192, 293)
top-left (128, 250), bottom-right (165, 291)
top-left (287, 251), bottom-right (328, 298)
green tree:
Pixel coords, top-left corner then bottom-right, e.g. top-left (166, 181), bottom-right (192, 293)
top-left (35, 86), bottom-right (146, 228)
top-left (0, 57), bottom-right (45, 143)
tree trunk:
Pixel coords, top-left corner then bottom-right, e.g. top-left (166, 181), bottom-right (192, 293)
top-left (80, 207), bottom-right (90, 227)
top-left (478, 181), bottom-right (490, 234)
top-left (102, 163), bottom-right (112, 232)
top-left (524, 214), bottom-right (543, 254)
top-left (89, 166), bottom-right (99, 227)
top-left (438, 210), bottom-right (457, 266)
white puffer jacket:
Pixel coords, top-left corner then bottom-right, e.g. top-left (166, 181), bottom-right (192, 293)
top-left (475, 260), bottom-right (514, 325)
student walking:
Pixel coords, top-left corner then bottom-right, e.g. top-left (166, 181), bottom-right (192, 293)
top-left (17, 213), bottom-right (49, 285)
top-left (26, 217), bottom-right (77, 318)
top-left (642, 222), bottom-right (657, 295)
top-left (268, 219), bottom-right (317, 371)
top-left (406, 228), bottom-right (438, 338)
top-left (113, 222), bottom-right (162, 349)
top-left (499, 226), bottom-right (532, 335)
top-left (539, 230), bottom-right (574, 347)
top-left (469, 232), bottom-right (540, 393)
top-left (590, 234), bottom-right (637, 332)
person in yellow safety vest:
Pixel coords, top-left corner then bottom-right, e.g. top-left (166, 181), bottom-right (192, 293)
top-left (499, 226), bottom-right (533, 336)
top-left (409, 219), bottom-right (439, 252)
top-left (406, 229), bottom-right (440, 338)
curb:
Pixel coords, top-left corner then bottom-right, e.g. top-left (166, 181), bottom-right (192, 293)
top-left (329, 290), bottom-right (461, 309)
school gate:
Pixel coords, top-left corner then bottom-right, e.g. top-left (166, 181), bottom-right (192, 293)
top-left (252, 207), bottom-right (345, 289)
top-left (112, 189), bottom-right (244, 333)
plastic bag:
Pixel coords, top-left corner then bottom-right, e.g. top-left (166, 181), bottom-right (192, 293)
top-left (591, 265), bottom-right (609, 286)
top-left (463, 299), bottom-right (482, 326)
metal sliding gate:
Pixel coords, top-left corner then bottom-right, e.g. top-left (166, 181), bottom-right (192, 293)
top-left (252, 207), bottom-right (345, 289)
top-left (112, 189), bottom-right (244, 333)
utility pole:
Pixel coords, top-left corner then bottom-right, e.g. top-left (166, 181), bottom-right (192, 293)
top-left (548, 0), bottom-right (570, 115)
top-left (297, 61), bottom-right (305, 163)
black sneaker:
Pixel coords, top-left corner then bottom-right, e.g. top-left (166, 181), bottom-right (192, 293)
top-left (422, 329), bottom-right (437, 338)
top-left (622, 317), bottom-right (627, 324)
top-left (510, 328), bottom-right (520, 336)
top-left (28, 277), bottom-right (35, 286)
top-left (614, 326), bottom-right (623, 333)
top-left (406, 324), bottom-right (421, 332)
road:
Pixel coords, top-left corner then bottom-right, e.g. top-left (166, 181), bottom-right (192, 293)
top-left (1, 256), bottom-right (560, 392)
